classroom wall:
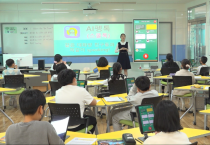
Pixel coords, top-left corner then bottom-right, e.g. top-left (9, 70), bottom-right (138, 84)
top-left (0, 3), bottom-right (187, 78)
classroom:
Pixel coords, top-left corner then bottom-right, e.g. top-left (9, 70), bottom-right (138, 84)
top-left (0, 0), bottom-right (210, 144)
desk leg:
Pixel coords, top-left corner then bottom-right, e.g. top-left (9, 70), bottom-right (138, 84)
top-left (2, 92), bottom-right (5, 110)
top-left (180, 91), bottom-right (194, 120)
top-left (93, 107), bottom-right (99, 135)
top-left (85, 74), bottom-right (87, 80)
top-left (0, 108), bottom-right (14, 124)
top-left (154, 78), bottom-right (156, 90)
top-left (106, 106), bottom-right (111, 133)
top-left (193, 91), bottom-right (196, 125)
top-left (167, 80), bottom-right (170, 99)
top-left (94, 86), bottom-right (97, 96)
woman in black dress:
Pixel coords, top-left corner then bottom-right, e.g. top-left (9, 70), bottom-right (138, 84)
top-left (115, 33), bottom-right (131, 76)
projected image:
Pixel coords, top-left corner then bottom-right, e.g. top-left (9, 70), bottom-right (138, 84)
top-left (133, 19), bottom-right (158, 62)
top-left (54, 24), bottom-right (125, 56)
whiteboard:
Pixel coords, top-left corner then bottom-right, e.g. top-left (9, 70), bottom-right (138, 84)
top-left (1, 23), bottom-right (171, 56)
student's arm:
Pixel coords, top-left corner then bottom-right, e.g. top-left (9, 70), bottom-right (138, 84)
top-left (66, 64), bottom-right (71, 69)
top-left (50, 64), bottom-right (54, 70)
top-left (83, 89), bottom-right (96, 106)
top-left (47, 123), bottom-right (64, 145)
top-left (128, 84), bottom-right (137, 96)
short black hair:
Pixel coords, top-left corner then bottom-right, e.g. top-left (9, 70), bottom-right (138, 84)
top-left (120, 33), bottom-right (126, 37)
top-left (6, 59), bottom-right (14, 67)
top-left (97, 57), bottom-right (108, 67)
top-left (201, 56), bottom-right (208, 64)
top-left (19, 90), bottom-right (46, 115)
top-left (54, 54), bottom-right (62, 62)
top-left (55, 63), bottom-right (67, 74)
top-left (154, 100), bottom-right (183, 132)
top-left (57, 69), bottom-right (76, 86)
top-left (135, 76), bottom-right (150, 91)
top-left (181, 59), bottom-right (191, 70)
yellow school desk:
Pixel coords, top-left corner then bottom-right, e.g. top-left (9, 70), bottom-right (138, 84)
top-left (200, 109), bottom-right (210, 130)
top-left (0, 88), bottom-right (17, 124)
top-left (142, 68), bottom-right (160, 72)
top-left (175, 85), bottom-right (210, 125)
top-left (103, 93), bottom-right (168, 133)
top-left (0, 74), bottom-right (40, 80)
top-left (97, 128), bottom-right (210, 141)
top-left (0, 131), bottom-right (97, 145)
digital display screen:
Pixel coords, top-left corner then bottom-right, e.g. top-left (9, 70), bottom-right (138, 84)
top-left (77, 80), bottom-right (86, 88)
top-left (73, 70), bottom-right (80, 80)
top-left (137, 105), bottom-right (155, 133)
top-left (133, 19), bottom-right (158, 62)
top-left (126, 78), bottom-right (135, 94)
top-left (109, 67), bottom-right (113, 76)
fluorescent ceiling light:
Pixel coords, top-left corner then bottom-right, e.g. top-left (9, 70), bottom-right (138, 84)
top-left (41, 2), bottom-right (80, 4)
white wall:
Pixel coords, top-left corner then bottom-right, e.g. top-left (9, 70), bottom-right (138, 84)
top-left (0, 3), bottom-right (187, 78)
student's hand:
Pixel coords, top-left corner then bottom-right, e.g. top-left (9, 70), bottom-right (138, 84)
top-left (63, 61), bottom-right (66, 65)
top-left (14, 65), bottom-right (18, 69)
top-left (155, 131), bottom-right (160, 135)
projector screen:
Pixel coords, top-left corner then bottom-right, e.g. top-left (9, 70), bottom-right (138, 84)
top-left (133, 19), bottom-right (159, 62)
top-left (2, 23), bottom-right (127, 56)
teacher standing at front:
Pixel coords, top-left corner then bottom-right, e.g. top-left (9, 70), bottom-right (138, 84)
top-left (115, 33), bottom-right (131, 76)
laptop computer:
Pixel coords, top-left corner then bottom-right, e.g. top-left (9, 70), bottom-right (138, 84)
top-left (50, 115), bottom-right (70, 142)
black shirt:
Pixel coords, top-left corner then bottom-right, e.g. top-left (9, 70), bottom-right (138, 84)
top-left (161, 61), bottom-right (179, 75)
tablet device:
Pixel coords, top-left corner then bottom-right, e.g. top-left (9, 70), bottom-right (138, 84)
top-left (125, 77), bottom-right (135, 94)
top-left (135, 104), bottom-right (155, 134)
top-left (51, 115), bottom-right (70, 142)
top-left (77, 80), bottom-right (87, 88)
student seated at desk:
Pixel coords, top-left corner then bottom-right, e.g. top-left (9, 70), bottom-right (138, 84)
top-left (103, 62), bottom-right (126, 85)
top-left (161, 53), bottom-right (179, 93)
top-left (51, 63), bottom-right (67, 81)
top-left (6, 90), bottom-right (64, 145)
top-left (55, 69), bottom-right (97, 134)
top-left (173, 59), bottom-right (195, 112)
top-left (144, 100), bottom-right (191, 144)
top-left (50, 54), bottom-right (71, 70)
top-left (112, 76), bottom-right (158, 131)
top-left (93, 57), bottom-right (111, 73)
top-left (196, 56), bottom-right (208, 75)
top-left (3, 59), bottom-right (22, 108)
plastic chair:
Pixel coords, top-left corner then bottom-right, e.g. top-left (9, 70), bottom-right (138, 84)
top-left (49, 81), bottom-right (62, 96)
top-left (120, 96), bottom-right (163, 128)
top-left (50, 70), bottom-right (57, 77)
top-left (197, 67), bottom-right (210, 84)
top-left (160, 67), bottom-right (180, 93)
top-left (172, 76), bottom-right (192, 110)
top-left (2, 75), bottom-right (26, 109)
top-left (73, 70), bottom-right (80, 81)
top-left (108, 80), bottom-right (126, 95)
top-left (88, 70), bottom-right (110, 80)
top-left (48, 103), bottom-right (92, 133)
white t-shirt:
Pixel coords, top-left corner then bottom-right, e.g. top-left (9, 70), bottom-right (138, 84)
top-left (51, 74), bottom-right (58, 81)
top-left (55, 85), bottom-right (94, 118)
top-left (50, 63), bottom-right (71, 70)
top-left (144, 131), bottom-right (191, 144)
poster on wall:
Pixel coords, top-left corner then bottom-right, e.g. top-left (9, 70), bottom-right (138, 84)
top-left (133, 19), bottom-right (159, 62)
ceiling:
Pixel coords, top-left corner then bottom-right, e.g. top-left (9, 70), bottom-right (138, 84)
top-left (0, 0), bottom-right (197, 4)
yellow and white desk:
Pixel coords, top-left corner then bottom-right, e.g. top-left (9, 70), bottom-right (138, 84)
top-left (0, 74), bottom-right (40, 80)
top-left (175, 85), bottom-right (210, 125)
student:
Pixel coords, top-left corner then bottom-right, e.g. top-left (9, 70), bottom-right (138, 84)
top-left (93, 57), bottom-right (111, 73)
top-left (51, 63), bottom-right (67, 81)
top-left (196, 56), bottom-right (208, 75)
top-left (144, 100), bottom-right (191, 144)
top-left (173, 59), bottom-right (195, 111)
top-left (3, 59), bottom-right (22, 108)
top-left (115, 33), bottom-right (131, 76)
top-left (50, 54), bottom-right (70, 70)
top-left (103, 62), bottom-right (126, 85)
top-left (5, 90), bottom-right (64, 145)
top-left (112, 76), bottom-right (158, 131)
top-left (161, 53), bottom-right (179, 93)
top-left (55, 69), bottom-right (97, 134)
